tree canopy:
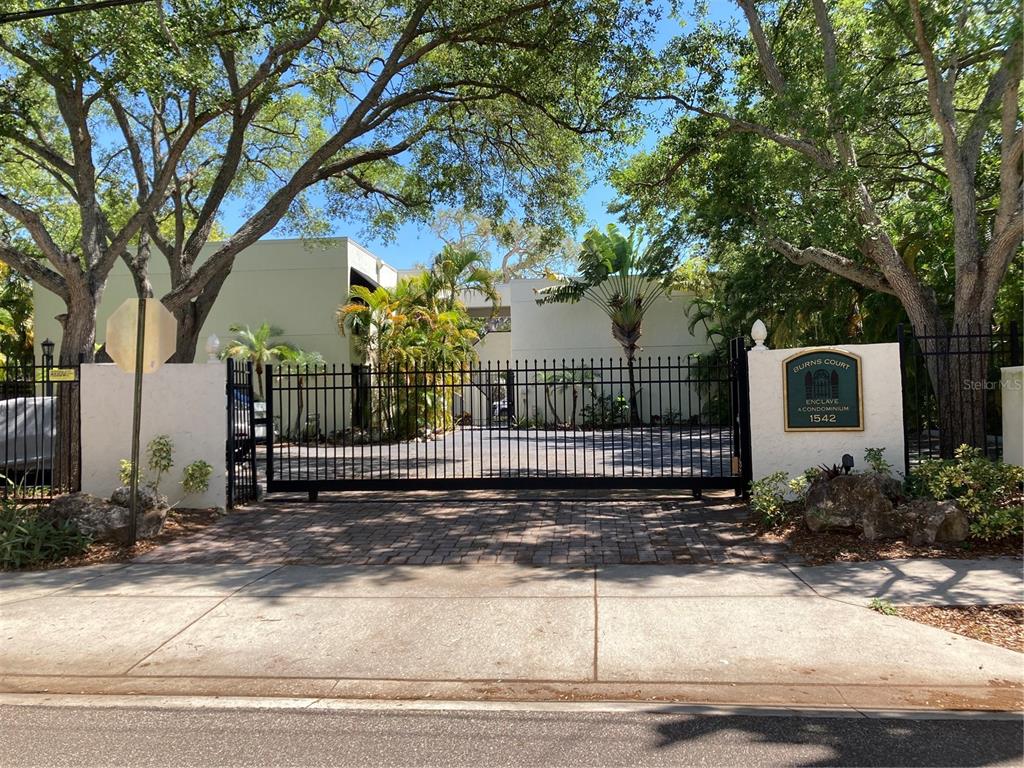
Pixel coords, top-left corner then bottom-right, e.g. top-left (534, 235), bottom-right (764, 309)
top-left (614, 0), bottom-right (1022, 343)
top-left (0, 0), bottom-right (654, 362)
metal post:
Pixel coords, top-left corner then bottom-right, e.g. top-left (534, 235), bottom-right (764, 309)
top-left (226, 358), bottom-right (235, 509)
top-left (1011, 320), bottom-right (1021, 368)
top-left (126, 297), bottom-right (147, 547)
top-left (41, 339), bottom-right (54, 397)
top-left (265, 363), bottom-right (275, 489)
top-left (896, 323), bottom-right (911, 479)
top-left (505, 369), bottom-right (516, 426)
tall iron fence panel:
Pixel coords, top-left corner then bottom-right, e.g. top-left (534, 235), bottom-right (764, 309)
top-left (898, 322), bottom-right (1022, 471)
top-left (264, 353), bottom-right (748, 493)
top-left (226, 359), bottom-right (259, 507)
top-left (1, 360), bottom-right (81, 501)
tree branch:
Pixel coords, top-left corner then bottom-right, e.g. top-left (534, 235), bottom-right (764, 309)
top-left (735, 0), bottom-right (786, 95)
top-left (766, 235), bottom-right (896, 295)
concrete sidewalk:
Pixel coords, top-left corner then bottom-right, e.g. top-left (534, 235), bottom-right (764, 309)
top-left (1, 559), bottom-right (1021, 711)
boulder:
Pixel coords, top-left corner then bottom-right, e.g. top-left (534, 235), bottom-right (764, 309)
top-left (110, 485), bottom-right (168, 512)
top-left (804, 473), bottom-right (894, 533)
top-left (41, 492), bottom-right (167, 543)
top-left (895, 499), bottom-right (969, 545)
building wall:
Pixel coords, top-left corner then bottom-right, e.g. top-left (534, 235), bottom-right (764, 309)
top-left (80, 363), bottom-right (227, 509)
top-left (33, 237), bottom-right (394, 367)
top-left (747, 343), bottom-right (905, 480)
top-left (507, 279), bottom-right (706, 363)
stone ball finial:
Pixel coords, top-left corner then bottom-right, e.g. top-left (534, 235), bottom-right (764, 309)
top-left (205, 333), bottom-right (221, 363)
top-left (751, 319), bottom-right (769, 350)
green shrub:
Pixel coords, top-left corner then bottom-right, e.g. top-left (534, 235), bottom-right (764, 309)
top-left (869, 598), bottom-right (898, 616)
top-left (969, 507), bottom-right (1024, 542)
top-left (864, 447), bottom-right (892, 475)
top-left (118, 459), bottom-right (134, 486)
top-left (787, 467), bottom-right (821, 501)
top-left (910, 445), bottom-right (1024, 541)
top-left (0, 500), bottom-right (91, 569)
top-left (750, 471), bottom-right (789, 527)
top-left (182, 460), bottom-right (213, 496)
top-left (146, 435), bottom-right (174, 491)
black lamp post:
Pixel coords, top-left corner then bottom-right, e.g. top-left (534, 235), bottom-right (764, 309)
top-left (41, 338), bottom-right (55, 396)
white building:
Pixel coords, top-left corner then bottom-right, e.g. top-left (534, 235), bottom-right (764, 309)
top-left (32, 238), bottom-right (713, 429)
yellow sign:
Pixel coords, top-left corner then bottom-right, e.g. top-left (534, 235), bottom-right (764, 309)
top-left (104, 298), bottom-right (177, 374)
top-left (48, 368), bottom-right (76, 382)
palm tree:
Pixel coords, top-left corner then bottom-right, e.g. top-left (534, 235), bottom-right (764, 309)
top-left (221, 322), bottom-right (296, 400)
top-left (428, 245), bottom-right (500, 314)
top-left (536, 224), bottom-right (678, 426)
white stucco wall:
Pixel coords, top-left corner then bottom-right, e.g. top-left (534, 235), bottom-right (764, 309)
top-left (80, 363), bottom-right (226, 509)
top-left (507, 279), bottom-right (706, 362)
top-left (747, 343), bottom-right (905, 480)
top-left (33, 237), bottom-right (393, 367)
top-left (1001, 366), bottom-right (1023, 467)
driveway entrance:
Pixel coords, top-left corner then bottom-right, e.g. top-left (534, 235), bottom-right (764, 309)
top-left (135, 492), bottom-right (789, 566)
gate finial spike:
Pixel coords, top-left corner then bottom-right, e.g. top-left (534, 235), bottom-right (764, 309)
top-left (751, 320), bottom-right (769, 351)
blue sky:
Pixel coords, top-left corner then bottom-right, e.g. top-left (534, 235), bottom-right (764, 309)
top-left (219, 2), bottom-right (741, 271)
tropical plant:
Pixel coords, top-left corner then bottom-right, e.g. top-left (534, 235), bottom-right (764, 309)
top-left (279, 348), bottom-right (327, 439)
top-left (536, 224), bottom-right (678, 425)
top-left (0, 264), bottom-right (32, 367)
top-left (0, 499), bottom-right (90, 570)
top-left (537, 367), bottom-right (598, 428)
top-left (336, 247), bottom-right (501, 441)
top-left (221, 323), bottom-right (296, 400)
top-left (427, 246), bottom-right (500, 315)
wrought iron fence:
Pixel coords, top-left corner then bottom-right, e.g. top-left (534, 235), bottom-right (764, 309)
top-left (898, 321), bottom-right (1021, 471)
top-left (226, 359), bottom-right (259, 507)
top-left (1, 358), bottom-right (81, 501)
top-left (264, 352), bottom-right (750, 493)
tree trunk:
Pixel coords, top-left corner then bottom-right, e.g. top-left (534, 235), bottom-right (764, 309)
top-left (51, 286), bottom-right (100, 494)
top-left (57, 288), bottom-right (99, 365)
top-left (167, 269), bottom-right (230, 363)
top-left (626, 353), bottom-right (640, 427)
top-left (906, 303), bottom-right (994, 459)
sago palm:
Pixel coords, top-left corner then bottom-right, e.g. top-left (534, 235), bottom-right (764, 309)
top-left (222, 322), bottom-right (296, 400)
top-left (536, 224), bottom-right (678, 426)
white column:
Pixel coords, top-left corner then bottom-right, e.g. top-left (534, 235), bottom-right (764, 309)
top-left (1001, 366), bottom-right (1023, 467)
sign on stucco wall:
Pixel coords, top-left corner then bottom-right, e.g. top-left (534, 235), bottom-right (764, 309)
top-left (783, 349), bottom-right (863, 431)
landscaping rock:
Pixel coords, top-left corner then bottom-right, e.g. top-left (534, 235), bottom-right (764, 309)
top-left (880, 499), bottom-right (966, 548)
top-left (42, 492), bottom-right (167, 543)
top-left (804, 473), bottom-right (894, 534)
top-left (110, 485), bottom-right (168, 512)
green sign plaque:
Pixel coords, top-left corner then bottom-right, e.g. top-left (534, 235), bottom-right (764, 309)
top-left (783, 349), bottom-right (863, 431)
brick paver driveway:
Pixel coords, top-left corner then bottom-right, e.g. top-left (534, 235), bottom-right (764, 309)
top-left (136, 491), bottom-right (793, 566)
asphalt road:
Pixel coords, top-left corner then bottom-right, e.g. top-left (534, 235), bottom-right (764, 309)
top-left (2, 704), bottom-right (1022, 768)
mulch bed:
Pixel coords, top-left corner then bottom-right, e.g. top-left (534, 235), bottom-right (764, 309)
top-left (34, 507), bottom-right (222, 570)
top-left (896, 605), bottom-right (1024, 653)
top-left (759, 518), bottom-right (1021, 565)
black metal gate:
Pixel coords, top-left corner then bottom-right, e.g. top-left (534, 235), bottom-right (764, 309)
top-left (226, 359), bottom-right (259, 507)
top-left (1, 357), bottom-right (81, 501)
top-left (263, 339), bottom-right (753, 497)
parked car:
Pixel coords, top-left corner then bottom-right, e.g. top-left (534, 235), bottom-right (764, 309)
top-left (0, 396), bottom-right (55, 484)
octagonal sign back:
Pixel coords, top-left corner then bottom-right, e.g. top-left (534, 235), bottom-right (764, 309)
top-left (105, 299), bottom-right (177, 374)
